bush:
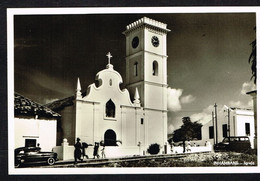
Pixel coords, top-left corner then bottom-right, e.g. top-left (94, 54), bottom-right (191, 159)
top-left (147, 143), bottom-right (160, 155)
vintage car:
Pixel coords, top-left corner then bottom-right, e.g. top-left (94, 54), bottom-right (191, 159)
top-left (15, 147), bottom-right (58, 168)
top-left (214, 136), bottom-right (251, 152)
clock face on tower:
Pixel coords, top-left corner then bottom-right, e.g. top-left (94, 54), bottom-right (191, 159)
top-left (151, 36), bottom-right (159, 47)
top-left (132, 36), bottom-right (139, 49)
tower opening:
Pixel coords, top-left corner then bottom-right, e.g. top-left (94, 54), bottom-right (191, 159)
top-left (152, 61), bottom-right (158, 76)
top-left (134, 62), bottom-right (138, 76)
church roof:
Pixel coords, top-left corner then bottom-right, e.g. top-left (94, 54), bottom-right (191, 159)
top-left (15, 93), bottom-right (60, 119)
top-left (45, 96), bottom-right (75, 111)
top-left (246, 90), bottom-right (257, 95)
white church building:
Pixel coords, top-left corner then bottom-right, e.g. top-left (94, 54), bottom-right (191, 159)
top-left (49, 17), bottom-right (171, 159)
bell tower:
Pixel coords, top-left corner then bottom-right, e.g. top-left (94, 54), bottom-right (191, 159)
top-left (123, 17), bottom-right (170, 110)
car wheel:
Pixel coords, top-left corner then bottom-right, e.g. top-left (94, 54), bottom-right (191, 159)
top-left (15, 161), bottom-right (21, 168)
top-left (47, 157), bottom-right (55, 165)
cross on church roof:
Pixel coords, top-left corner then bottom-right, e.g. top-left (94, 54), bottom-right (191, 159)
top-left (106, 52), bottom-right (112, 64)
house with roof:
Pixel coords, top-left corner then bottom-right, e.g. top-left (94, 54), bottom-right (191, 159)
top-left (200, 107), bottom-right (255, 148)
top-left (14, 93), bottom-right (60, 151)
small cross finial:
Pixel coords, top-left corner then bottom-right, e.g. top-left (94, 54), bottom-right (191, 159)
top-left (106, 52), bottom-right (112, 64)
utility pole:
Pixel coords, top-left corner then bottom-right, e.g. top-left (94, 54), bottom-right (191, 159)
top-left (228, 108), bottom-right (231, 144)
top-left (212, 111), bottom-right (215, 145)
top-left (224, 105), bottom-right (231, 143)
top-left (227, 108), bottom-right (230, 138)
top-left (214, 103), bottom-right (218, 144)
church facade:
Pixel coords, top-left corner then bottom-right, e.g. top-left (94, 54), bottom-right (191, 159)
top-left (49, 17), bottom-right (170, 156)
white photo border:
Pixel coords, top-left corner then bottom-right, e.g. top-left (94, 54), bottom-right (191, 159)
top-left (7, 7), bottom-right (260, 175)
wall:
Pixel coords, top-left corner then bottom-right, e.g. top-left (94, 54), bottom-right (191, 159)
top-left (15, 117), bottom-right (57, 151)
top-left (145, 110), bottom-right (166, 150)
top-left (39, 119), bottom-right (57, 151)
top-left (75, 101), bottom-right (96, 145)
top-left (103, 146), bottom-right (140, 158)
top-left (144, 28), bottom-right (167, 56)
top-left (172, 144), bottom-right (212, 154)
top-left (58, 103), bottom-right (76, 145)
top-left (123, 107), bottom-right (137, 147)
top-left (201, 120), bottom-right (215, 146)
top-left (53, 139), bottom-right (141, 160)
top-left (54, 141), bottom-right (212, 161)
top-left (235, 112), bottom-right (255, 148)
top-left (144, 52), bottom-right (167, 85)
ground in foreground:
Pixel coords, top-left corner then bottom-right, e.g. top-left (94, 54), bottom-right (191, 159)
top-left (102, 151), bottom-right (257, 167)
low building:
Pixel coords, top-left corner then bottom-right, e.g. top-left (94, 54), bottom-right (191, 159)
top-left (201, 107), bottom-right (255, 148)
top-left (14, 93), bottom-right (60, 151)
top-left (247, 90), bottom-right (257, 149)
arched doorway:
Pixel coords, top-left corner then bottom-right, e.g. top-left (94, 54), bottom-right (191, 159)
top-left (104, 129), bottom-right (117, 146)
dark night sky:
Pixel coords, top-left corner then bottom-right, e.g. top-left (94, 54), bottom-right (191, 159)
top-left (14, 13), bottom-right (256, 132)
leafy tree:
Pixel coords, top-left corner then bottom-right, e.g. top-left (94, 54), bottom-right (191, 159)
top-left (171, 117), bottom-right (202, 153)
top-left (249, 26), bottom-right (256, 84)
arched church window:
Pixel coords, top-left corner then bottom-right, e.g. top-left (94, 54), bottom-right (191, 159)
top-left (134, 62), bottom-right (138, 76)
top-left (152, 61), bottom-right (158, 76)
top-left (106, 99), bottom-right (115, 118)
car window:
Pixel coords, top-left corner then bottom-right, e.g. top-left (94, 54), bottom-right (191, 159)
top-left (223, 138), bottom-right (229, 143)
top-left (234, 137), bottom-right (239, 141)
top-left (240, 137), bottom-right (249, 141)
top-left (24, 148), bottom-right (39, 153)
top-left (223, 137), bottom-right (249, 142)
top-left (16, 150), bottom-right (24, 154)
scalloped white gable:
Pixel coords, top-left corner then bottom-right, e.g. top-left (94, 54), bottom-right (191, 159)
top-left (83, 64), bottom-right (133, 107)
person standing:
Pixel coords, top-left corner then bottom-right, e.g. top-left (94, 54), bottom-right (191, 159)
top-left (101, 146), bottom-right (106, 159)
top-left (93, 142), bottom-right (100, 159)
top-left (74, 138), bottom-right (83, 164)
top-left (186, 141), bottom-right (191, 152)
top-left (36, 143), bottom-right (41, 151)
top-left (82, 142), bottom-right (89, 159)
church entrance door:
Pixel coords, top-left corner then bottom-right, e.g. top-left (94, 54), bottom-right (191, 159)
top-left (104, 129), bottom-right (117, 146)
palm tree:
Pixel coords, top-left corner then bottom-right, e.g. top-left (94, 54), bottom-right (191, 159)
top-left (249, 27), bottom-right (256, 84)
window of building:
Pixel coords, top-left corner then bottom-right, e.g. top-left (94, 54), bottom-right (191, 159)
top-left (106, 99), bottom-right (115, 118)
top-left (141, 118), bottom-right (144, 125)
top-left (134, 62), bottom-right (138, 76)
top-left (197, 128), bottom-right (202, 140)
top-left (209, 126), bottom-right (214, 139)
top-left (152, 61), bottom-right (158, 76)
top-left (245, 123), bottom-right (250, 136)
top-left (25, 139), bottom-right (36, 147)
top-left (222, 124), bottom-right (227, 138)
